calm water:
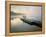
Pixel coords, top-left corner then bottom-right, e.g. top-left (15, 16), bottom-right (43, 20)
top-left (11, 18), bottom-right (41, 32)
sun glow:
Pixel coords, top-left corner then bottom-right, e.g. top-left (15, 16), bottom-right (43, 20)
top-left (11, 18), bottom-right (23, 26)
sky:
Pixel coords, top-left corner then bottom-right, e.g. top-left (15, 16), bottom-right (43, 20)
top-left (11, 5), bottom-right (41, 21)
top-left (11, 5), bottom-right (42, 32)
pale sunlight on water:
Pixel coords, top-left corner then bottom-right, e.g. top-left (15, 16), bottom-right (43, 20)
top-left (11, 18), bottom-right (41, 32)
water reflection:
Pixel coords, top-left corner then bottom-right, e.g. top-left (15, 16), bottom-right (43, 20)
top-left (11, 11), bottom-right (42, 32)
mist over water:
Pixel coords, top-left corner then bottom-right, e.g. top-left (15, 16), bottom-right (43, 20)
top-left (11, 6), bottom-right (42, 32)
top-left (11, 18), bottom-right (41, 32)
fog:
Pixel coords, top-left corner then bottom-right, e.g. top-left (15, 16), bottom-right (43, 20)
top-left (11, 5), bottom-right (42, 32)
top-left (11, 6), bottom-right (41, 21)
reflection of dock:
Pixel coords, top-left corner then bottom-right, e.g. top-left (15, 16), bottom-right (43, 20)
top-left (21, 18), bottom-right (42, 28)
top-left (11, 18), bottom-right (42, 32)
top-left (11, 11), bottom-right (42, 28)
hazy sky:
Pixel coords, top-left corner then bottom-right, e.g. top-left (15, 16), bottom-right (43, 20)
top-left (11, 5), bottom-right (41, 32)
top-left (11, 5), bottom-right (41, 21)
